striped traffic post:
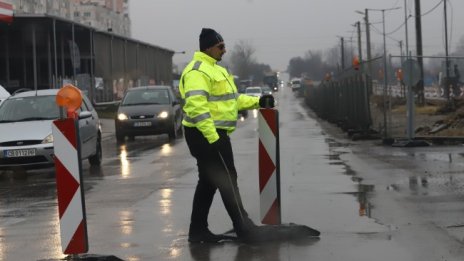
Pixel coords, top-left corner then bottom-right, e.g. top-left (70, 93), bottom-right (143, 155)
top-left (52, 85), bottom-right (88, 254)
top-left (258, 108), bottom-right (281, 225)
top-left (0, 2), bottom-right (13, 24)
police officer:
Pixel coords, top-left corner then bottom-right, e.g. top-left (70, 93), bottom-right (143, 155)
top-left (179, 28), bottom-right (274, 243)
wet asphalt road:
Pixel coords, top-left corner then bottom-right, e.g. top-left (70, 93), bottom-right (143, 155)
top-left (1, 87), bottom-right (464, 260)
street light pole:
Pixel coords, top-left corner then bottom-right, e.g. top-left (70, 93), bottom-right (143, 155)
top-left (382, 10), bottom-right (388, 138)
top-left (403, 0), bottom-right (409, 57)
top-left (340, 37), bottom-right (345, 70)
top-left (365, 9), bottom-right (372, 78)
top-left (356, 21), bottom-right (363, 72)
top-left (444, 0), bottom-right (450, 101)
top-left (366, 7), bottom-right (400, 138)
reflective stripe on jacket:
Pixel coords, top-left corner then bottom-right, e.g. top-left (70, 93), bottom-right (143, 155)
top-left (179, 51), bottom-right (259, 143)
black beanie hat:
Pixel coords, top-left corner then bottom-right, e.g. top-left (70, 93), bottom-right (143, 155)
top-left (199, 28), bottom-right (224, 51)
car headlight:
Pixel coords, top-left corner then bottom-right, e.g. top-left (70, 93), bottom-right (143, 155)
top-left (118, 113), bottom-right (128, 121)
top-left (42, 134), bottom-right (54, 144)
top-left (158, 111), bottom-right (169, 119)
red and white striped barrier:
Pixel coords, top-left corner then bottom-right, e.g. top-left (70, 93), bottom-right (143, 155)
top-left (52, 118), bottom-right (88, 254)
top-left (0, 2), bottom-right (13, 24)
top-left (258, 108), bottom-right (281, 225)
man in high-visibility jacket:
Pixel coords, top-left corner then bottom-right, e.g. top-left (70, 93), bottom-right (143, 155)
top-left (180, 28), bottom-right (274, 243)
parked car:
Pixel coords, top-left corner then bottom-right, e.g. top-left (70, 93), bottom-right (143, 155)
top-left (290, 78), bottom-right (301, 92)
top-left (245, 86), bottom-right (263, 97)
top-left (0, 89), bottom-right (102, 171)
top-left (0, 84), bottom-right (9, 106)
top-left (115, 85), bottom-right (183, 142)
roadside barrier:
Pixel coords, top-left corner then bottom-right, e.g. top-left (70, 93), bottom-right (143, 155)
top-left (258, 108), bottom-right (281, 225)
top-left (52, 85), bottom-right (88, 254)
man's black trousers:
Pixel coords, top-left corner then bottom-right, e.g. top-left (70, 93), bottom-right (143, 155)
top-left (184, 126), bottom-right (253, 233)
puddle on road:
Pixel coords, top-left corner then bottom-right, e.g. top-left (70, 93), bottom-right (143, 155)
top-left (391, 174), bottom-right (464, 197)
top-left (378, 149), bottom-right (464, 197)
top-left (324, 138), bottom-right (381, 224)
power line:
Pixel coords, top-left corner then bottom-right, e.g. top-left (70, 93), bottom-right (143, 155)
top-left (385, 16), bottom-right (410, 35)
top-left (422, 0), bottom-right (444, 16)
top-left (376, 0), bottom-right (444, 37)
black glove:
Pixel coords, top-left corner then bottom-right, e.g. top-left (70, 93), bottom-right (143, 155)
top-left (259, 94), bottom-right (275, 108)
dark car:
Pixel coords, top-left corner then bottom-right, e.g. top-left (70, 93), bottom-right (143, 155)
top-left (115, 86), bottom-right (183, 142)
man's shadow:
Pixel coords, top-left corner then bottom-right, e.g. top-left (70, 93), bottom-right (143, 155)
top-left (188, 236), bottom-right (320, 261)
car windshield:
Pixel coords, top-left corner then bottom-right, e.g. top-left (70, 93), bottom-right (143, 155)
top-left (0, 95), bottom-right (59, 122)
top-left (122, 89), bottom-right (170, 105)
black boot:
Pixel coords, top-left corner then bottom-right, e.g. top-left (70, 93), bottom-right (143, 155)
top-left (188, 228), bottom-right (224, 243)
top-left (234, 218), bottom-right (261, 242)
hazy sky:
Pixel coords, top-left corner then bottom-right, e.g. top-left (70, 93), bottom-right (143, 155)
top-left (130, 0), bottom-right (464, 72)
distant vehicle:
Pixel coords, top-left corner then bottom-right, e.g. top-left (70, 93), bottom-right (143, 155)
top-left (115, 85), bottom-right (183, 142)
top-left (238, 79), bottom-right (253, 93)
top-left (0, 84), bottom-right (9, 106)
top-left (290, 78), bottom-right (301, 92)
top-left (263, 72), bottom-right (279, 92)
top-left (0, 89), bottom-right (102, 171)
top-left (261, 86), bottom-right (273, 95)
top-left (245, 86), bottom-right (263, 97)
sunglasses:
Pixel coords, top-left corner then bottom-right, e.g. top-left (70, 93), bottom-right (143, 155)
top-left (216, 44), bottom-right (225, 50)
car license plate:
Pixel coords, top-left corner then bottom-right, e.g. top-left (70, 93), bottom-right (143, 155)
top-left (134, 121), bottom-right (152, 127)
top-left (4, 149), bottom-right (37, 158)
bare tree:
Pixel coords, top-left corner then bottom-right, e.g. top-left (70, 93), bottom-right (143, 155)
top-left (230, 40), bottom-right (257, 80)
top-left (325, 45), bottom-right (340, 67)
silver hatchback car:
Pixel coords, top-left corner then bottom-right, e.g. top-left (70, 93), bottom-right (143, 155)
top-left (0, 89), bottom-right (102, 171)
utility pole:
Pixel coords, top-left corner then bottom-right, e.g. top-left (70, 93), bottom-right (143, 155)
top-left (365, 9), bottom-right (372, 78)
top-left (382, 10), bottom-right (388, 138)
top-left (399, 40), bottom-right (405, 98)
top-left (356, 21), bottom-right (363, 72)
top-left (444, 0), bottom-right (450, 101)
top-left (404, 0), bottom-right (409, 57)
top-left (341, 37), bottom-right (345, 70)
top-left (414, 0), bottom-right (425, 105)
top-left (399, 40), bottom-right (404, 64)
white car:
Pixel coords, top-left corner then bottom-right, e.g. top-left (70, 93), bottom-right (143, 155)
top-left (291, 78), bottom-right (301, 92)
top-left (245, 86), bottom-right (263, 97)
top-left (0, 89), bottom-right (102, 171)
top-left (0, 85), bottom-right (9, 106)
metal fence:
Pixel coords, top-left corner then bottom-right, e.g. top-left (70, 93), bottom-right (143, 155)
top-left (304, 70), bottom-right (374, 139)
top-left (302, 54), bottom-right (464, 141)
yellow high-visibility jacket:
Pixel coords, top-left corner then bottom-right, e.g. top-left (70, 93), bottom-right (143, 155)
top-left (179, 51), bottom-right (259, 144)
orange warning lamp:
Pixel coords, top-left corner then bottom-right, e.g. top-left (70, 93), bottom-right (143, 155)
top-left (325, 73), bottom-right (332, 81)
top-left (56, 84), bottom-right (82, 117)
top-left (396, 68), bottom-right (403, 81)
top-left (352, 56), bottom-right (360, 70)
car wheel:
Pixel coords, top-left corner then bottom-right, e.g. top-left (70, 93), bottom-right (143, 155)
top-left (116, 130), bottom-right (125, 142)
top-left (89, 138), bottom-right (102, 166)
